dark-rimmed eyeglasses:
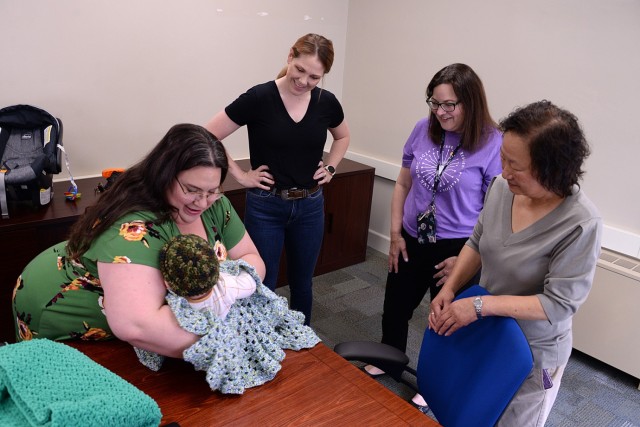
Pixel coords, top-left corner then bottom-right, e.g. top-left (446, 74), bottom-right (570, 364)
top-left (176, 178), bottom-right (223, 202)
top-left (426, 98), bottom-right (461, 112)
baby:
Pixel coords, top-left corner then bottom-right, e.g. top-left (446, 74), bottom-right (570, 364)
top-left (136, 233), bottom-right (321, 394)
top-left (159, 234), bottom-right (255, 319)
top-left (134, 235), bottom-right (320, 394)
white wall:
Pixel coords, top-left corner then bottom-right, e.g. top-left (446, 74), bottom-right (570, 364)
top-left (0, 0), bottom-right (348, 177)
top-left (343, 0), bottom-right (640, 257)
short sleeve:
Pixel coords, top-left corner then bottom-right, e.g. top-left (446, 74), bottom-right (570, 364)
top-left (481, 129), bottom-right (503, 193)
top-left (84, 212), bottom-right (173, 269)
top-left (225, 87), bottom-right (258, 127)
top-left (467, 176), bottom-right (499, 252)
top-left (402, 119), bottom-right (428, 168)
top-left (322, 90), bottom-right (345, 129)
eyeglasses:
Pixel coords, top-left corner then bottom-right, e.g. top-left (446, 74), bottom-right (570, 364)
top-left (176, 178), bottom-right (223, 202)
top-left (426, 98), bottom-right (461, 112)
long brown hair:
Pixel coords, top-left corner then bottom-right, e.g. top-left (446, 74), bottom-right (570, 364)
top-left (426, 63), bottom-right (496, 151)
top-left (276, 33), bottom-right (335, 79)
top-left (66, 124), bottom-right (228, 259)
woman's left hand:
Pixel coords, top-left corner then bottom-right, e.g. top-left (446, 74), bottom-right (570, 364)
top-left (431, 297), bottom-right (477, 336)
top-left (314, 161), bottom-right (333, 185)
top-left (433, 256), bottom-right (457, 287)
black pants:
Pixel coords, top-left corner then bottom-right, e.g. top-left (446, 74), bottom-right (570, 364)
top-left (380, 228), bottom-right (479, 353)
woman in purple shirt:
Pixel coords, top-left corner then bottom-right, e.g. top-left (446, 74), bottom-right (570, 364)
top-left (365, 63), bottom-right (502, 411)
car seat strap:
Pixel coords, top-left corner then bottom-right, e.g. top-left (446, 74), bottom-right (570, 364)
top-left (57, 144), bottom-right (77, 195)
top-left (0, 171), bottom-right (8, 219)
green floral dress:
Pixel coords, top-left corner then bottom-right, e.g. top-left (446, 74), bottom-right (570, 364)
top-left (12, 196), bottom-right (245, 342)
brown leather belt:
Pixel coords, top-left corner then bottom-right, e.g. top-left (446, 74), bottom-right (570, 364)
top-left (270, 185), bottom-right (321, 200)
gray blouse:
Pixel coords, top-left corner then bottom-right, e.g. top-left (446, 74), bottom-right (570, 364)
top-left (468, 176), bottom-right (602, 368)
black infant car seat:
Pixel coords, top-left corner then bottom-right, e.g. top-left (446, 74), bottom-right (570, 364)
top-left (0, 104), bottom-right (63, 219)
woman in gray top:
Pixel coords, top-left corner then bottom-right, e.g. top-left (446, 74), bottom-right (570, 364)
top-left (429, 100), bottom-right (602, 426)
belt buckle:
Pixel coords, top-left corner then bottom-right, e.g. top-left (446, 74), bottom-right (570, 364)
top-left (281, 188), bottom-right (305, 200)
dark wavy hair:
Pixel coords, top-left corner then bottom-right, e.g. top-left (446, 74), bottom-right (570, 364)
top-left (426, 63), bottom-right (496, 151)
top-left (66, 124), bottom-right (228, 259)
top-left (499, 100), bottom-right (590, 197)
top-left (277, 33), bottom-right (335, 79)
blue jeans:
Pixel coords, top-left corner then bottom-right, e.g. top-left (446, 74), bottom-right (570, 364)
top-left (244, 188), bottom-right (325, 325)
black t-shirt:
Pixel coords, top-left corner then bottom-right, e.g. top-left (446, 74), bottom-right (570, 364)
top-left (225, 81), bottom-right (344, 189)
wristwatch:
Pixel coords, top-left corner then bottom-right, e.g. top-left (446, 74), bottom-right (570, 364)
top-left (324, 165), bottom-right (336, 176)
top-left (473, 296), bottom-right (483, 320)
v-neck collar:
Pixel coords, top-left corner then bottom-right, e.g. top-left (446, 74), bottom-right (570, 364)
top-left (272, 81), bottom-right (315, 124)
top-left (501, 184), bottom-right (570, 246)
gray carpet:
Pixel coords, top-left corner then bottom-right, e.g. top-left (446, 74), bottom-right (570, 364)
top-left (275, 247), bottom-right (640, 426)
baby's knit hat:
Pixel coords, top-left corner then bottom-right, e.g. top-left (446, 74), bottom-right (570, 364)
top-left (159, 234), bottom-right (220, 298)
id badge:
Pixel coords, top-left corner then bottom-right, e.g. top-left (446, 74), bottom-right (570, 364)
top-left (417, 208), bottom-right (437, 244)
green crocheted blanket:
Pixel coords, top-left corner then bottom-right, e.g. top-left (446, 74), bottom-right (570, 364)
top-left (0, 339), bottom-right (161, 427)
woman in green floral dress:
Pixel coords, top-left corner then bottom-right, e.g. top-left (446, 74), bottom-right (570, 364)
top-left (12, 124), bottom-right (265, 358)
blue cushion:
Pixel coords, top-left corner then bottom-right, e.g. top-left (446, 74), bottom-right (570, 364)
top-left (417, 285), bottom-right (533, 427)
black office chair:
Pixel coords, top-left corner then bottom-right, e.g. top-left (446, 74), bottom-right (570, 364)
top-left (335, 285), bottom-right (533, 426)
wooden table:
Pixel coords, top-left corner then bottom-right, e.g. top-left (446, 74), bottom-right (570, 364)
top-left (67, 340), bottom-right (438, 427)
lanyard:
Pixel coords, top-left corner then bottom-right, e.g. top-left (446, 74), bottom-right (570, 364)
top-left (428, 132), bottom-right (462, 208)
top-left (417, 132), bottom-right (462, 244)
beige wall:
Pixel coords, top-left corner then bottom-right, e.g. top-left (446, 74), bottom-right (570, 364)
top-left (2, 0), bottom-right (639, 255)
top-left (0, 0), bottom-right (348, 176)
top-left (343, 0), bottom-right (640, 255)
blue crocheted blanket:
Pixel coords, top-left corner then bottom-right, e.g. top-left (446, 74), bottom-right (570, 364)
top-left (135, 259), bottom-right (321, 394)
top-left (0, 339), bottom-right (161, 427)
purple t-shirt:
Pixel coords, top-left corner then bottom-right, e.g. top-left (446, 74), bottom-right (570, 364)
top-left (402, 118), bottom-right (502, 239)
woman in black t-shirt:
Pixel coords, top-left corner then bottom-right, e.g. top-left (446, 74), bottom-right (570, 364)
top-left (205, 33), bottom-right (350, 325)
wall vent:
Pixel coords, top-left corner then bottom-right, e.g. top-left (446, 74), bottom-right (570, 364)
top-left (597, 248), bottom-right (640, 279)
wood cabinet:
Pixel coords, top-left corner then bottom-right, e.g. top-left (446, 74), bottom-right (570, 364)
top-left (316, 161), bottom-right (375, 274)
top-left (0, 158), bottom-right (374, 343)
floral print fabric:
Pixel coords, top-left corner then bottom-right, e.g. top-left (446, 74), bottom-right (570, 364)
top-left (12, 197), bottom-right (245, 342)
